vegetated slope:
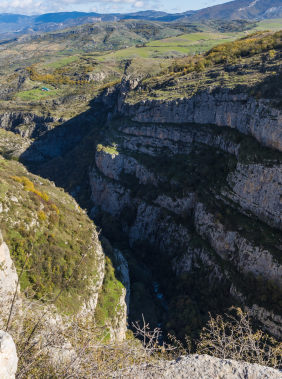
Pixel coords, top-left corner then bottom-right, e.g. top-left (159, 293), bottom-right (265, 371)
top-left (0, 156), bottom-right (101, 314)
top-left (0, 19), bottom-right (183, 45)
top-left (187, 0), bottom-right (282, 21)
top-left (0, 148), bottom-right (127, 336)
top-left (0, 11), bottom-right (168, 35)
top-left (124, 30), bottom-right (282, 104)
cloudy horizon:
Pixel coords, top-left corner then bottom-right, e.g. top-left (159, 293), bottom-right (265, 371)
top-left (0, 0), bottom-right (233, 16)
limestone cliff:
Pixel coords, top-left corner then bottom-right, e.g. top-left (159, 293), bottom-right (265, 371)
top-left (120, 89), bottom-right (282, 153)
top-left (225, 163), bottom-right (282, 229)
top-left (0, 112), bottom-right (60, 139)
top-left (89, 85), bottom-right (282, 338)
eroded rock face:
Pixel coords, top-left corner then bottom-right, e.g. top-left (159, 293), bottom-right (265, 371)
top-left (90, 168), bottom-right (192, 257)
top-left (101, 250), bottom-right (129, 342)
top-left (195, 202), bottom-right (282, 284)
top-left (88, 78), bottom-right (282, 340)
top-left (0, 231), bottom-right (20, 318)
top-left (118, 122), bottom-right (240, 157)
top-left (112, 354), bottom-right (282, 379)
top-left (80, 230), bottom-right (105, 313)
top-left (0, 112), bottom-right (58, 136)
top-left (87, 72), bottom-right (107, 82)
top-left (225, 163), bottom-right (282, 229)
top-left (120, 89), bottom-right (282, 152)
top-left (90, 146), bottom-right (282, 337)
top-left (230, 284), bottom-right (282, 340)
top-left (154, 194), bottom-right (196, 217)
top-left (0, 234), bottom-right (19, 378)
top-left (0, 331), bottom-right (18, 379)
top-left (95, 151), bottom-right (159, 185)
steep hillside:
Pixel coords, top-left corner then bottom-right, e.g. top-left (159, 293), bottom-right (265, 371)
top-left (0, 150), bottom-right (129, 344)
top-left (0, 156), bottom-right (106, 314)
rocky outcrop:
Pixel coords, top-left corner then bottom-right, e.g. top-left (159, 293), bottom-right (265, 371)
top-left (95, 151), bottom-right (158, 185)
top-left (89, 169), bottom-right (192, 257)
top-left (117, 121), bottom-right (240, 157)
top-left (81, 230), bottom-right (105, 313)
top-left (14, 122), bottom-right (55, 139)
top-left (112, 354), bottom-right (282, 378)
top-left (120, 89), bottom-right (282, 153)
top-left (104, 250), bottom-right (130, 342)
top-left (91, 154), bottom-right (282, 288)
top-left (0, 233), bottom-right (20, 377)
top-left (195, 202), bottom-right (282, 285)
top-left (95, 84), bottom-right (120, 108)
top-left (0, 331), bottom-right (18, 379)
top-left (90, 169), bottom-right (133, 216)
top-left (87, 72), bottom-right (107, 82)
top-left (0, 231), bottom-right (20, 320)
top-left (114, 249), bottom-right (130, 314)
top-left (154, 194), bottom-right (196, 216)
top-left (225, 163), bottom-right (282, 229)
top-left (0, 112), bottom-right (59, 138)
top-left (0, 131), bottom-right (31, 158)
top-left (230, 284), bottom-right (282, 340)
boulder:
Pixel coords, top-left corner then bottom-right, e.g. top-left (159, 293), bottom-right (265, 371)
top-left (0, 331), bottom-right (18, 379)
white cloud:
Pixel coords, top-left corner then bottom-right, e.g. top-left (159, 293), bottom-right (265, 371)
top-left (133, 1), bottom-right (144, 7)
top-left (110, 4), bottom-right (125, 9)
top-left (0, 0), bottom-right (136, 14)
top-left (172, 6), bottom-right (180, 10)
top-left (0, 0), bottom-right (164, 14)
top-left (0, 0), bottom-right (65, 14)
top-left (60, 0), bottom-right (136, 3)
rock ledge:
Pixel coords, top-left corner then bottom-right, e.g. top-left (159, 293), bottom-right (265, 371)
top-left (112, 354), bottom-right (282, 378)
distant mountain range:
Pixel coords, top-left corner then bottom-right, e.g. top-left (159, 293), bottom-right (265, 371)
top-left (0, 0), bottom-right (282, 36)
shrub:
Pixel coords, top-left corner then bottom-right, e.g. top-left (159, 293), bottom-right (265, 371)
top-left (197, 307), bottom-right (282, 368)
top-left (50, 204), bottom-right (59, 214)
top-left (38, 210), bottom-right (47, 221)
top-left (12, 176), bottom-right (50, 202)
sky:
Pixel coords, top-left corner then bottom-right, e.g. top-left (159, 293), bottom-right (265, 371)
top-left (0, 0), bottom-right (232, 16)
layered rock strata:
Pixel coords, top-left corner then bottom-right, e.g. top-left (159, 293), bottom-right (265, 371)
top-left (90, 111), bottom-right (282, 338)
top-left (120, 89), bottom-right (282, 153)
